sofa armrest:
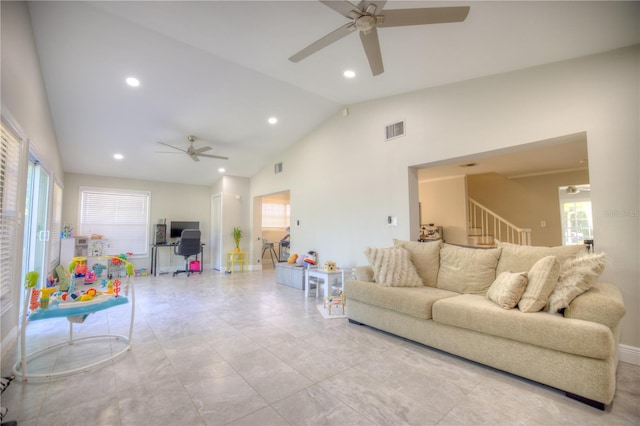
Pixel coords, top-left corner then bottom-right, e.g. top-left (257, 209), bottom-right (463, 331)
top-left (353, 265), bottom-right (374, 282)
top-left (563, 282), bottom-right (626, 330)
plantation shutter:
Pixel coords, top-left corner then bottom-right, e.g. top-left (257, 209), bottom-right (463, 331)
top-left (0, 123), bottom-right (22, 314)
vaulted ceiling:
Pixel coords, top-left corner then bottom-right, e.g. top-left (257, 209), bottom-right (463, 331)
top-left (27, 1), bottom-right (640, 185)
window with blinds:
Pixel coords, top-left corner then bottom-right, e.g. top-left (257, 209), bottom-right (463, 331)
top-left (79, 187), bottom-right (150, 257)
top-left (0, 123), bottom-right (22, 315)
top-left (262, 201), bottom-right (290, 228)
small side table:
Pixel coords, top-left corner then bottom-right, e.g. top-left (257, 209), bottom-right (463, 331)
top-left (305, 268), bottom-right (347, 298)
top-left (226, 251), bottom-right (247, 273)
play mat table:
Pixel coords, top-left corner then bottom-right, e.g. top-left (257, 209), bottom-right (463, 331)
top-left (12, 257), bottom-right (135, 380)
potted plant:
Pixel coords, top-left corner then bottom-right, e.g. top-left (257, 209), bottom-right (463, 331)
top-left (232, 227), bottom-right (243, 252)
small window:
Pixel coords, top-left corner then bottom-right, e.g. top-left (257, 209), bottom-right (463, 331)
top-left (559, 185), bottom-right (593, 246)
top-left (262, 201), bottom-right (290, 228)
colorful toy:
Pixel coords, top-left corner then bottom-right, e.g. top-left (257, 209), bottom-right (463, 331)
top-left (92, 263), bottom-right (107, 278)
top-left (84, 271), bottom-right (97, 283)
top-left (25, 271), bottom-right (39, 288)
top-left (304, 251), bottom-right (317, 265)
top-left (323, 260), bottom-right (337, 272)
top-left (113, 279), bottom-right (121, 297)
top-left (287, 253), bottom-right (298, 264)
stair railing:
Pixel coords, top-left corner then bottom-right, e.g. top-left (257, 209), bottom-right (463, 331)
top-left (467, 197), bottom-right (532, 246)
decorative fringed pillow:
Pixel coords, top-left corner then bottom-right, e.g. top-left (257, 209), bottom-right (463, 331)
top-left (487, 271), bottom-right (529, 309)
top-left (393, 239), bottom-right (441, 287)
top-left (364, 246), bottom-right (423, 287)
top-left (546, 252), bottom-right (607, 314)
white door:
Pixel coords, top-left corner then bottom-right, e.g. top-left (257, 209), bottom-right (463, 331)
top-left (210, 194), bottom-right (223, 270)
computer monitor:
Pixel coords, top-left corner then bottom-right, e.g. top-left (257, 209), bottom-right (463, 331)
top-left (170, 221), bottom-right (199, 239)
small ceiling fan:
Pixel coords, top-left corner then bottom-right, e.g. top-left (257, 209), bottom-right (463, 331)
top-left (157, 135), bottom-right (228, 162)
top-left (289, 1), bottom-right (470, 76)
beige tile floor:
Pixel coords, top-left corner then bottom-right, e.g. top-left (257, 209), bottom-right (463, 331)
top-left (1, 267), bottom-right (638, 426)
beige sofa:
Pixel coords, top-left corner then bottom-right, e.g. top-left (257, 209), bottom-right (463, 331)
top-left (344, 240), bottom-right (626, 409)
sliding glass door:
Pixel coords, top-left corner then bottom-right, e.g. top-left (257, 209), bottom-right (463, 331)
top-left (21, 159), bottom-right (50, 291)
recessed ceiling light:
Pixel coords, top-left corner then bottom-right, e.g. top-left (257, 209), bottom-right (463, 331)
top-left (218, 168), bottom-right (226, 173)
top-left (343, 70), bottom-right (356, 78)
top-left (113, 153), bottom-right (124, 160)
top-left (268, 117), bottom-right (278, 125)
top-left (125, 77), bottom-right (140, 87)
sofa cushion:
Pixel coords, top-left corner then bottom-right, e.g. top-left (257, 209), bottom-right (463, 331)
top-left (564, 282), bottom-right (626, 330)
top-left (436, 244), bottom-right (502, 295)
top-left (432, 294), bottom-right (614, 359)
top-left (364, 246), bottom-right (423, 287)
top-left (495, 241), bottom-right (586, 276)
top-left (344, 280), bottom-right (458, 320)
top-left (486, 271), bottom-right (528, 309)
top-left (393, 239), bottom-right (441, 287)
top-left (518, 256), bottom-right (560, 313)
top-left (353, 265), bottom-right (374, 282)
top-left (546, 252), bottom-right (607, 314)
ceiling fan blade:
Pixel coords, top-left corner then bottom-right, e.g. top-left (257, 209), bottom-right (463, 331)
top-left (194, 146), bottom-right (212, 154)
top-left (289, 23), bottom-right (355, 63)
top-left (157, 141), bottom-right (187, 153)
top-left (320, 0), bottom-right (361, 18)
top-left (198, 153), bottom-right (229, 160)
top-left (378, 6), bottom-right (470, 28)
top-left (189, 154), bottom-right (200, 162)
top-left (360, 27), bottom-right (384, 76)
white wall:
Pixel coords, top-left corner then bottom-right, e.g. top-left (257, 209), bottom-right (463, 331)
top-left (251, 46), bottom-right (640, 349)
top-left (419, 176), bottom-right (468, 245)
top-left (1, 1), bottom-right (65, 355)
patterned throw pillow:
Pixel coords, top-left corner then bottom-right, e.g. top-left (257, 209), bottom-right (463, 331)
top-left (495, 241), bottom-right (585, 276)
top-left (518, 256), bottom-right (560, 313)
top-left (364, 246), bottom-right (424, 287)
top-left (487, 271), bottom-right (529, 309)
top-left (546, 252), bottom-right (607, 314)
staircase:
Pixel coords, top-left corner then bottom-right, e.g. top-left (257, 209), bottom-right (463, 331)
top-left (467, 197), bottom-right (532, 247)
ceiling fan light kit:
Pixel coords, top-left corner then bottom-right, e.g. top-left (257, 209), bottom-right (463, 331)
top-left (289, 1), bottom-right (470, 76)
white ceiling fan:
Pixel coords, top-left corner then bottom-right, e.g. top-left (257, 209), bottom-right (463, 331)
top-left (289, 1), bottom-right (471, 76)
top-left (157, 135), bottom-right (228, 162)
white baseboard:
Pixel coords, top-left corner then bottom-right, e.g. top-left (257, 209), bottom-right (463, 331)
top-left (619, 344), bottom-right (640, 365)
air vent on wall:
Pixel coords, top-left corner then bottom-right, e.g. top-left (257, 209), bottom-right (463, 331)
top-left (274, 162), bottom-right (283, 174)
top-left (385, 120), bottom-right (405, 141)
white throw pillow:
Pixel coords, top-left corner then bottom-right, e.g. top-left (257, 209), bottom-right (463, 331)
top-left (393, 239), bottom-right (441, 287)
top-left (436, 244), bottom-right (502, 295)
top-left (487, 271), bottom-right (529, 310)
top-left (364, 246), bottom-right (423, 287)
top-left (546, 252), bottom-right (607, 314)
top-left (518, 256), bottom-right (559, 313)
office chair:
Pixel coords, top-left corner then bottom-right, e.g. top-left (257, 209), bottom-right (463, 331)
top-left (173, 229), bottom-right (201, 276)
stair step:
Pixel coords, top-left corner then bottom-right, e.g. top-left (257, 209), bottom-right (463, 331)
top-left (468, 227), bottom-right (483, 236)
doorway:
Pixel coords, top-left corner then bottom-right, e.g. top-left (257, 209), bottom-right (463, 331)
top-left (559, 185), bottom-right (593, 246)
top-left (257, 190), bottom-right (290, 269)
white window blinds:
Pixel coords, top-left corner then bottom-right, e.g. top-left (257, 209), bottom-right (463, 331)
top-left (262, 201), bottom-right (290, 228)
top-left (79, 187), bottom-right (150, 257)
top-left (0, 123), bottom-right (22, 314)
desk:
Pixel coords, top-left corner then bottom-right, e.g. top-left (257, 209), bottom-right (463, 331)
top-left (226, 251), bottom-right (247, 273)
top-left (151, 243), bottom-right (204, 276)
top-left (305, 268), bottom-right (347, 298)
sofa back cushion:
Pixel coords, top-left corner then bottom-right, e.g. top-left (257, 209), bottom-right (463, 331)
top-left (436, 244), bottom-right (502, 295)
top-left (393, 239), bottom-right (441, 287)
top-left (495, 241), bottom-right (585, 276)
